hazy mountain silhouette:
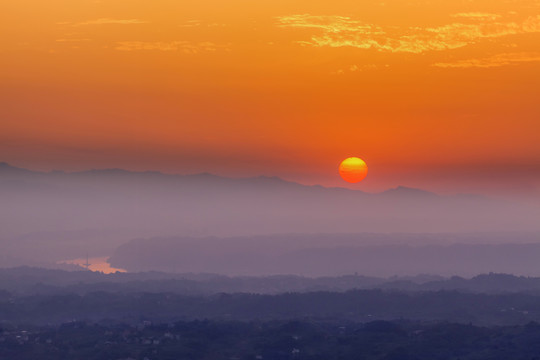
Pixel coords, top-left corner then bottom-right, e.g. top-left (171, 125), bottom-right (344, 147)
top-left (1, 162), bottom-right (539, 267)
top-left (4, 267), bottom-right (540, 296)
top-left (380, 185), bottom-right (439, 198)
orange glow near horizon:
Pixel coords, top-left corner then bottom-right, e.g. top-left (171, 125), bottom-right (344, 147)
top-left (1, 0), bottom-right (539, 197)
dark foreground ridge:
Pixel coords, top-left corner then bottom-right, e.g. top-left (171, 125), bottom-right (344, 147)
top-left (2, 319), bottom-right (540, 360)
top-left (3, 268), bottom-right (540, 358)
top-left (2, 287), bottom-right (540, 327)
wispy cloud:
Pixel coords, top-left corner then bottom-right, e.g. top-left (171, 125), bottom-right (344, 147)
top-left (115, 41), bottom-right (228, 53)
top-left (433, 52), bottom-right (540, 68)
top-left (68, 18), bottom-right (148, 26)
top-left (55, 38), bottom-right (91, 42)
top-left (333, 63), bottom-right (388, 75)
top-left (179, 20), bottom-right (225, 28)
top-left (276, 14), bottom-right (383, 34)
top-left (277, 14), bottom-right (540, 54)
top-left (451, 12), bottom-right (502, 21)
top-left (179, 20), bottom-right (202, 28)
top-left (523, 14), bottom-right (540, 31)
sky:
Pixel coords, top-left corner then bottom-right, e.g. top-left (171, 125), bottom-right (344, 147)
top-left (1, 0), bottom-right (539, 198)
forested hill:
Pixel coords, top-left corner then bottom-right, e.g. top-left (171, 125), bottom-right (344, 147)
top-left (4, 267), bottom-right (540, 296)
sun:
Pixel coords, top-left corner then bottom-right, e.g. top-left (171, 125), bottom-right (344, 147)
top-left (339, 157), bottom-right (368, 183)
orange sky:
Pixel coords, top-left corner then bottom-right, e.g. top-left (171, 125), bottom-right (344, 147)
top-left (1, 0), bottom-right (539, 197)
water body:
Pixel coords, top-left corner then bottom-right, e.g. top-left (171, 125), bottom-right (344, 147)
top-left (59, 257), bottom-right (126, 274)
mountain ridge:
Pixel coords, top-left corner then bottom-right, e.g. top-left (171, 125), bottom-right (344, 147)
top-left (0, 161), bottom-right (440, 197)
top-left (2, 162), bottom-right (538, 265)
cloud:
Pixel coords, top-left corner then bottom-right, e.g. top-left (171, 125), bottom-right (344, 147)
top-left (115, 41), bottom-right (227, 53)
top-left (334, 64), bottom-right (386, 74)
top-left (451, 12), bottom-right (502, 21)
top-left (71, 18), bottom-right (148, 26)
top-left (523, 15), bottom-right (540, 32)
top-left (277, 14), bottom-right (540, 54)
top-left (433, 52), bottom-right (540, 68)
top-left (179, 20), bottom-right (225, 28)
top-left (55, 38), bottom-right (91, 42)
top-left (179, 20), bottom-right (202, 27)
top-left (276, 14), bottom-right (383, 34)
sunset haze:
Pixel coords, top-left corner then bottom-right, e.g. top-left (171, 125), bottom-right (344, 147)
top-left (1, 0), bottom-right (539, 197)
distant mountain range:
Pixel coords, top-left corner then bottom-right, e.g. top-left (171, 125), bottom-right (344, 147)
top-left (4, 266), bottom-right (540, 296)
top-left (1, 162), bottom-right (539, 269)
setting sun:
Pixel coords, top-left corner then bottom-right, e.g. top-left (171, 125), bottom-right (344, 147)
top-left (339, 157), bottom-right (368, 183)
